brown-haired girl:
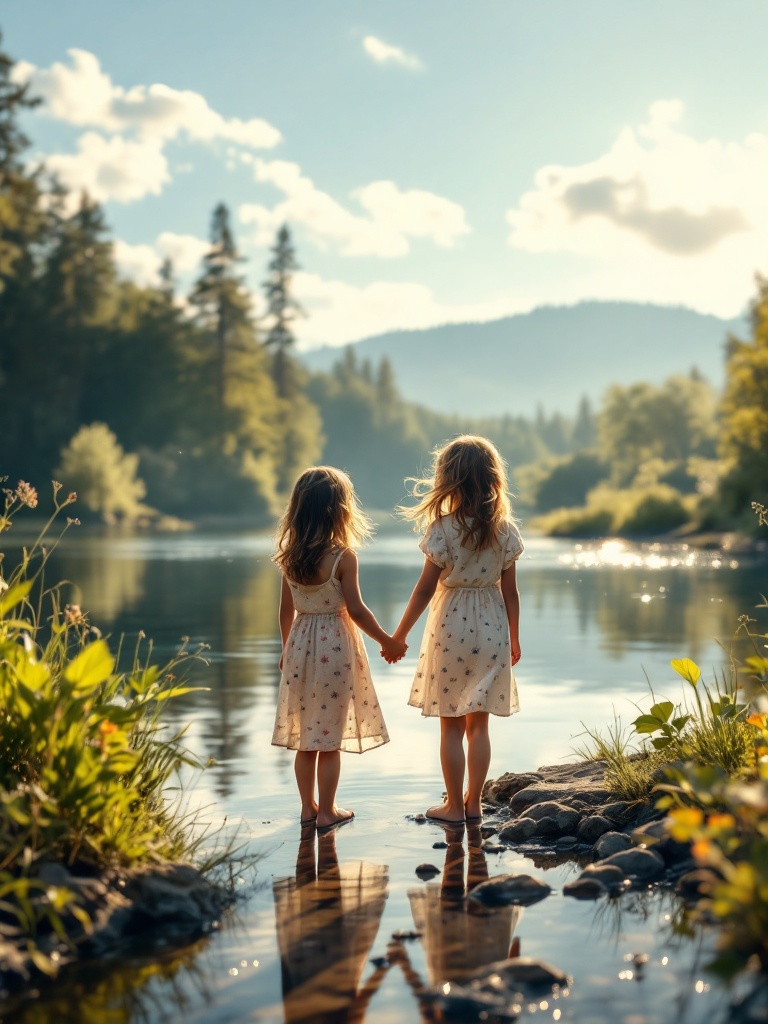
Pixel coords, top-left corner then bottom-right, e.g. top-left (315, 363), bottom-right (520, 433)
top-left (272, 466), bottom-right (405, 829)
top-left (391, 435), bottom-right (523, 824)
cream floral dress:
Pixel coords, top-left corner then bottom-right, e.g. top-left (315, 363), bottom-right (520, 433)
top-left (408, 516), bottom-right (524, 718)
top-left (272, 550), bottom-right (389, 754)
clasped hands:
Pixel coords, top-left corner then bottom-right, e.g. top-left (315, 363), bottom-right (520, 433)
top-left (380, 635), bottom-right (407, 665)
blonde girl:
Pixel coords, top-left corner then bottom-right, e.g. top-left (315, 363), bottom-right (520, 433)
top-left (391, 436), bottom-right (523, 824)
top-left (273, 466), bottom-right (405, 829)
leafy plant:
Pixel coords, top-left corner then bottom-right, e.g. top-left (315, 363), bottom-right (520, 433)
top-left (0, 479), bottom-right (214, 970)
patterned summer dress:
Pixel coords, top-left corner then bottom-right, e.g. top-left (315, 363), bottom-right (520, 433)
top-left (272, 549), bottom-right (389, 754)
top-left (408, 515), bottom-right (524, 718)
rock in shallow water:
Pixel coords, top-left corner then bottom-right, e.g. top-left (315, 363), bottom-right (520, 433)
top-left (577, 814), bottom-right (613, 843)
top-left (579, 863), bottom-right (630, 895)
top-left (563, 876), bottom-right (608, 900)
top-left (498, 817), bottom-right (536, 843)
top-left (415, 863), bottom-right (441, 880)
top-left (594, 830), bottom-right (633, 859)
top-left (482, 771), bottom-right (543, 805)
top-left (598, 847), bottom-right (665, 883)
top-left (469, 873), bottom-right (551, 907)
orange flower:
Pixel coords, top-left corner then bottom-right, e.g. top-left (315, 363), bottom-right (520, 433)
top-left (747, 712), bottom-right (767, 729)
top-left (706, 813), bottom-right (735, 833)
top-left (691, 838), bottom-right (713, 862)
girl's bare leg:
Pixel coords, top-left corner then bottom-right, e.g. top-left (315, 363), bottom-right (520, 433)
top-left (465, 712), bottom-right (491, 820)
top-left (427, 716), bottom-right (466, 822)
top-left (294, 750), bottom-right (319, 823)
top-left (317, 750), bottom-right (354, 828)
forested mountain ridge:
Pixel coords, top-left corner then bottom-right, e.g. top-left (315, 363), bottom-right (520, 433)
top-left (302, 302), bottom-right (746, 417)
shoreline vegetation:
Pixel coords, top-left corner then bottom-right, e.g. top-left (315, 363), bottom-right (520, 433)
top-left (0, 484), bottom-right (238, 995)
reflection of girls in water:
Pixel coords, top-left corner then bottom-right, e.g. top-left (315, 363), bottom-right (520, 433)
top-left (273, 827), bottom-right (390, 1023)
top-left (407, 824), bottom-right (521, 984)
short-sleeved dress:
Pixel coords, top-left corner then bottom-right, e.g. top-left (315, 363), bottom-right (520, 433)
top-left (408, 515), bottom-right (524, 718)
top-left (272, 550), bottom-right (389, 754)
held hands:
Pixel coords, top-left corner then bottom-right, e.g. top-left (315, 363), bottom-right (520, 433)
top-left (380, 634), bottom-right (407, 664)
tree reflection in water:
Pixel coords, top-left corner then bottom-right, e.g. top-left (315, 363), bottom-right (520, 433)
top-left (272, 827), bottom-right (389, 1023)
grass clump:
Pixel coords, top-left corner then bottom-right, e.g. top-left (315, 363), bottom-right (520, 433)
top-left (0, 479), bottom-right (214, 971)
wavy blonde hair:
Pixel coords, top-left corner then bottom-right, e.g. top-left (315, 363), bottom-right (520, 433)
top-left (399, 435), bottom-right (512, 550)
top-left (274, 466), bottom-right (373, 583)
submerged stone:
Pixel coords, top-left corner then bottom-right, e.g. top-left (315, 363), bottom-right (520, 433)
top-left (469, 873), bottom-right (551, 907)
top-left (415, 863), bottom-right (441, 880)
top-left (498, 817), bottom-right (536, 843)
top-left (598, 847), bottom-right (665, 883)
top-left (594, 831), bottom-right (633, 859)
top-left (563, 876), bottom-right (608, 900)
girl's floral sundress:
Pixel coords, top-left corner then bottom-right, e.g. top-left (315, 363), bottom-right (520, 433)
top-left (272, 549), bottom-right (389, 753)
top-left (408, 515), bottom-right (524, 718)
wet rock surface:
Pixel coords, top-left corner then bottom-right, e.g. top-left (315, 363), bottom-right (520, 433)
top-left (1, 861), bottom-right (232, 991)
top-left (415, 863), bottom-right (441, 880)
top-left (469, 873), bottom-right (552, 907)
top-left (430, 956), bottom-right (570, 1021)
top-left (482, 761), bottom-right (696, 899)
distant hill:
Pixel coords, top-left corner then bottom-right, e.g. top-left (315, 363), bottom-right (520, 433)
top-left (301, 301), bottom-right (746, 417)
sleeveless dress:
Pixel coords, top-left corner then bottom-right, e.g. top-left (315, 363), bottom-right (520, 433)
top-left (408, 515), bottom-right (524, 718)
top-left (272, 550), bottom-right (390, 754)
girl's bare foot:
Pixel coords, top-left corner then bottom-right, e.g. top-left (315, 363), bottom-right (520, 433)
top-left (316, 805), bottom-right (354, 829)
top-left (426, 801), bottom-right (465, 824)
top-left (300, 801), bottom-right (319, 825)
top-left (463, 790), bottom-right (482, 821)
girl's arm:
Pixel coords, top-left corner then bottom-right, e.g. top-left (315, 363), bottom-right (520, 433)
top-left (338, 551), bottom-right (406, 661)
top-left (500, 562), bottom-right (521, 664)
top-left (392, 557), bottom-right (443, 645)
top-left (278, 576), bottom-right (295, 669)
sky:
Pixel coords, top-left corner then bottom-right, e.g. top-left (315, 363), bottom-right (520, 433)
top-left (4, 1), bottom-right (768, 347)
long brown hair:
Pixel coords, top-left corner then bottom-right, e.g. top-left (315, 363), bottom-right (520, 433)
top-left (399, 435), bottom-right (513, 550)
top-left (274, 466), bottom-right (373, 583)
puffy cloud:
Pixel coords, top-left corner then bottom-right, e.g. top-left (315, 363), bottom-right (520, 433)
top-left (46, 132), bottom-right (170, 204)
top-left (239, 160), bottom-right (470, 257)
top-left (505, 100), bottom-right (768, 315)
top-left (114, 232), bottom-right (209, 285)
top-left (12, 49), bottom-right (282, 149)
top-left (291, 271), bottom-right (530, 347)
top-left (362, 36), bottom-right (423, 71)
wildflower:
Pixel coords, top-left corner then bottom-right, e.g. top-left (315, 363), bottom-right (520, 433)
top-left (52, 480), bottom-right (62, 496)
top-left (66, 492), bottom-right (77, 504)
top-left (747, 712), bottom-right (767, 729)
top-left (691, 838), bottom-right (713, 862)
top-left (15, 481), bottom-right (38, 508)
top-left (64, 604), bottom-right (86, 627)
top-left (66, 517), bottom-right (81, 526)
top-left (668, 805), bottom-right (704, 842)
top-left (99, 720), bottom-right (118, 737)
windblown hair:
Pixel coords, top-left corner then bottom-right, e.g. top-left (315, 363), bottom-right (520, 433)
top-left (399, 435), bottom-right (512, 550)
top-left (274, 466), bottom-right (373, 584)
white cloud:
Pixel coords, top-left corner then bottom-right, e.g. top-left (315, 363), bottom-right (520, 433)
top-left (46, 132), bottom-right (170, 204)
top-left (362, 36), bottom-right (423, 71)
top-left (11, 49), bottom-right (281, 204)
top-left (239, 159), bottom-right (470, 257)
top-left (291, 271), bottom-right (531, 347)
top-left (505, 100), bottom-right (768, 316)
top-left (13, 49), bottom-right (282, 149)
top-left (114, 232), bottom-right (209, 285)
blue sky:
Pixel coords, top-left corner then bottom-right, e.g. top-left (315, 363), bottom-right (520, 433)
top-left (5, 1), bottom-right (768, 345)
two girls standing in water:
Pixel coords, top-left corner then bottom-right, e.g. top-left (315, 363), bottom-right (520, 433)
top-left (271, 435), bottom-right (523, 828)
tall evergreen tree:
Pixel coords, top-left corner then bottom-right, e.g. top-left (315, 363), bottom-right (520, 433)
top-left (572, 395), bottom-right (596, 449)
top-left (262, 223), bottom-right (304, 398)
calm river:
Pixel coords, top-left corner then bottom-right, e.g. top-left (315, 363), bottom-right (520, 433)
top-left (7, 527), bottom-right (767, 1023)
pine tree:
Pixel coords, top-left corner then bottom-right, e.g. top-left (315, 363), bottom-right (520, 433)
top-left (262, 224), bottom-right (304, 398)
top-left (572, 395), bottom-right (596, 449)
top-left (190, 203), bottom-right (252, 421)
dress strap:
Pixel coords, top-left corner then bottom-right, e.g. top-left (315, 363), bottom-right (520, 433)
top-left (330, 548), bottom-right (347, 579)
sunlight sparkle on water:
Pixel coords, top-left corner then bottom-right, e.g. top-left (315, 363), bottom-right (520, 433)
top-left (561, 540), bottom-right (738, 571)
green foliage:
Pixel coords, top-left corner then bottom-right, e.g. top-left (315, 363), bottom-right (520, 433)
top-left (718, 276), bottom-right (768, 521)
top-left (515, 451), bottom-right (608, 512)
top-left (598, 373), bottom-right (718, 486)
top-left (0, 486), bottom-right (211, 964)
top-left (536, 483), bottom-right (690, 537)
top-left (56, 423), bottom-right (146, 522)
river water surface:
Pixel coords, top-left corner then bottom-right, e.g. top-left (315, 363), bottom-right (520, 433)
top-left (7, 528), bottom-right (767, 1024)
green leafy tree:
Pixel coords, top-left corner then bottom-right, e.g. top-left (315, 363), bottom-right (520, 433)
top-left (56, 422), bottom-right (146, 521)
top-left (262, 223), bottom-right (304, 398)
top-left (719, 276), bottom-right (768, 517)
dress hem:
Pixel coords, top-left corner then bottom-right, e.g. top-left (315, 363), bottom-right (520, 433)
top-left (271, 738), bottom-right (390, 754)
top-left (407, 700), bottom-right (521, 719)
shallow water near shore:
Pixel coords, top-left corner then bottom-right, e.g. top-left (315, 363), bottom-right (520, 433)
top-left (4, 528), bottom-right (767, 1023)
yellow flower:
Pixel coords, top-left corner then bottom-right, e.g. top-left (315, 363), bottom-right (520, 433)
top-left (747, 712), bottom-right (767, 729)
top-left (691, 838), bottom-right (713, 862)
top-left (668, 806), bottom-right (704, 842)
top-left (706, 813), bottom-right (735, 834)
